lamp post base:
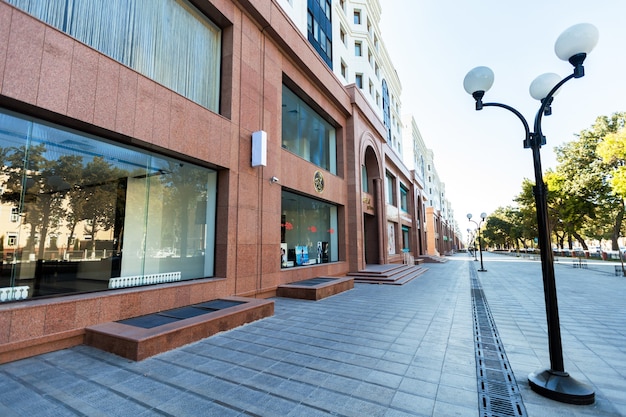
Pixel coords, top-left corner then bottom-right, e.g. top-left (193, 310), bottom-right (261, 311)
top-left (528, 369), bottom-right (595, 405)
top-left (478, 269), bottom-right (487, 272)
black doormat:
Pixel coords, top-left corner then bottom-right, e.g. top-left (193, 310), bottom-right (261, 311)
top-left (117, 299), bottom-right (247, 329)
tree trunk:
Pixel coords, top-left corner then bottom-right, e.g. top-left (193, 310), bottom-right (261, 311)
top-left (611, 199), bottom-right (625, 251)
top-left (572, 231), bottom-right (588, 250)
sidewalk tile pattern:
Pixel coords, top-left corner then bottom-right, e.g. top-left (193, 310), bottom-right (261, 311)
top-left (0, 254), bottom-right (625, 416)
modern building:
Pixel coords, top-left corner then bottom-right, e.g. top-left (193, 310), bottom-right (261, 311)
top-left (0, 0), bottom-right (460, 363)
top-left (280, 0), bottom-right (460, 258)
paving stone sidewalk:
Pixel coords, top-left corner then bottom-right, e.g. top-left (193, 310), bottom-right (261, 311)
top-left (0, 254), bottom-right (624, 416)
top-left (477, 253), bottom-right (626, 417)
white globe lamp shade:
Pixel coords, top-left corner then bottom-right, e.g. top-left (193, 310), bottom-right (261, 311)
top-left (529, 73), bottom-right (562, 101)
top-left (554, 23), bottom-right (599, 61)
top-left (463, 66), bottom-right (494, 95)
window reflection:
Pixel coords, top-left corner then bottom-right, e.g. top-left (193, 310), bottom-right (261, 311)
top-left (0, 109), bottom-right (216, 300)
top-left (281, 85), bottom-right (337, 174)
top-left (281, 190), bottom-right (338, 268)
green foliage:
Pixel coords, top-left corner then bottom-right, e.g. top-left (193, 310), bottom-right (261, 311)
top-left (496, 112), bottom-right (626, 251)
top-left (482, 206), bottom-right (527, 250)
top-left (597, 127), bottom-right (626, 197)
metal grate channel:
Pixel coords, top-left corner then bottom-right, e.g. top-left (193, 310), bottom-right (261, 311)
top-left (470, 264), bottom-right (528, 417)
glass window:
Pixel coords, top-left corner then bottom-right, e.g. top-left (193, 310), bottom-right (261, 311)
top-left (6, 0), bottom-right (221, 112)
top-left (281, 85), bottom-right (337, 174)
top-left (281, 190), bottom-right (338, 268)
top-left (386, 172), bottom-right (395, 205)
top-left (0, 108), bottom-right (217, 299)
top-left (361, 165), bottom-right (369, 193)
top-left (355, 41), bottom-right (362, 56)
top-left (402, 226), bottom-right (410, 251)
top-left (354, 10), bottom-right (361, 24)
top-left (10, 207), bottom-right (19, 222)
top-left (355, 74), bottom-right (363, 89)
top-left (400, 185), bottom-right (409, 212)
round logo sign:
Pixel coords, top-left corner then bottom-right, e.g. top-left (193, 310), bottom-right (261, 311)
top-left (314, 171), bottom-right (324, 193)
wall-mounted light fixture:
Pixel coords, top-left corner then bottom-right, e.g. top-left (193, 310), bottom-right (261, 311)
top-left (269, 176), bottom-right (279, 184)
top-left (251, 130), bottom-right (267, 167)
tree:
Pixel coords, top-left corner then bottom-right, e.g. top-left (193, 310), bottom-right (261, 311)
top-left (482, 206), bottom-right (526, 251)
top-left (597, 127), bottom-right (626, 196)
top-left (79, 157), bottom-right (125, 253)
top-left (0, 143), bottom-right (68, 258)
top-left (555, 113), bottom-right (626, 250)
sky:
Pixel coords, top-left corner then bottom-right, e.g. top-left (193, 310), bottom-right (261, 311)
top-left (379, 0), bottom-right (626, 238)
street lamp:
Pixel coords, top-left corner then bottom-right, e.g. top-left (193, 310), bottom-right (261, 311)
top-left (467, 213), bottom-right (487, 272)
top-left (463, 23), bottom-right (598, 405)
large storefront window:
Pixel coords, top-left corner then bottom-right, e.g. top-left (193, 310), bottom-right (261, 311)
top-left (0, 109), bottom-right (217, 300)
top-left (282, 85), bottom-right (337, 174)
top-left (6, 0), bottom-right (221, 111)
top-left (280, 190), bottom-right (338, 268)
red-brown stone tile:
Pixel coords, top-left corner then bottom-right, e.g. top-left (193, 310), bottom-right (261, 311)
top-left (152, 84), bottom-right (172, 148)
top-left (174, 285), bottom-right (192, 307)
top-left (168, 94), bottom-right (187, 153)
top-left (115, 66), bottom-right (138, 137)
top-left (44, 302), bottom-right (77, 334)
top-left (158, 288), bottom-right (176, 311)
top-left (235, 243), bottom-right (258, 277)
top-left (238, 172), bottom-right (262, 209)
top-left (3, 9), bottom-right (44, 104)
top-left (239, 92), bottom-right (261, 134)
top-left (119, 291), bottom-right (141, 319)
top-left (236, 207), bottom-right (261, 246)
top-left (261, 244), bottom-right (281, 274)
top-left (134, 76), bottom-right (156, 142)
top-left (99, 294), bottom-right (122, 322)
top-left (10, 305), bottom-right (45, 342)
top-left (0, 309), bottom-right (11, 343)
top-left (37, 27), bottom-right (73, 114)
top-left (0, 2), bottom-right (12, 93)
top-left (68, 43), bottom-right (98, 123)
top-left (74, 298), bottom-right (102, 328)
top-left (93, 56), bottom-right (120, 131)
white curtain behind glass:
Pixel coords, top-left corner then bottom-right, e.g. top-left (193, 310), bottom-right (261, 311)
top-left (7, 0), bottom-right (221, 111)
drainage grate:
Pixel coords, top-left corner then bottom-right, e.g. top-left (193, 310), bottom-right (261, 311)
top-left (470, 264), bottom-right (527, 417)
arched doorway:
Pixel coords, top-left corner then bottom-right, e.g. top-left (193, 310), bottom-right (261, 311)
top-left (362, 146), bottom-right (381, 264)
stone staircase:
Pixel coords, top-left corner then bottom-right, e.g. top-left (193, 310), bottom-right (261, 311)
top-left (348, 264), bottom-right (428, 285)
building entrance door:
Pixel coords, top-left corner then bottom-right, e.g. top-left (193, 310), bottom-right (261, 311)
top-left (364, 213), bottom-right (379, 264)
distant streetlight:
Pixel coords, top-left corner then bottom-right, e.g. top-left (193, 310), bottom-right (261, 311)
top-left (466, 228), bottom-right (477, 260)
top-left (463, 23), bottom-right (598, 405)
top-left (467, 213), bottom-right (487, 272)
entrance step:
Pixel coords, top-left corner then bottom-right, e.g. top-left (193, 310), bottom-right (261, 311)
top-left (418, 255), bottom-right (448, 263)
top-left (348, 264), bottom-right (428, 285)
top-left (85, 296), bottom-right (273, 361)
top-left (277, 277), bottom-right (354, 300)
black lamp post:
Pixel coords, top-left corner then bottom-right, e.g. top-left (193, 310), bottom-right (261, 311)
top-left (463, 23), bottom-right (598, 405)
top-left (467, 213), bottom-right (487, 272)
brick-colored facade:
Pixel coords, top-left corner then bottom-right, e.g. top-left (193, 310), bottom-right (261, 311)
top-left (0, 0), bottom-right (458, 363)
